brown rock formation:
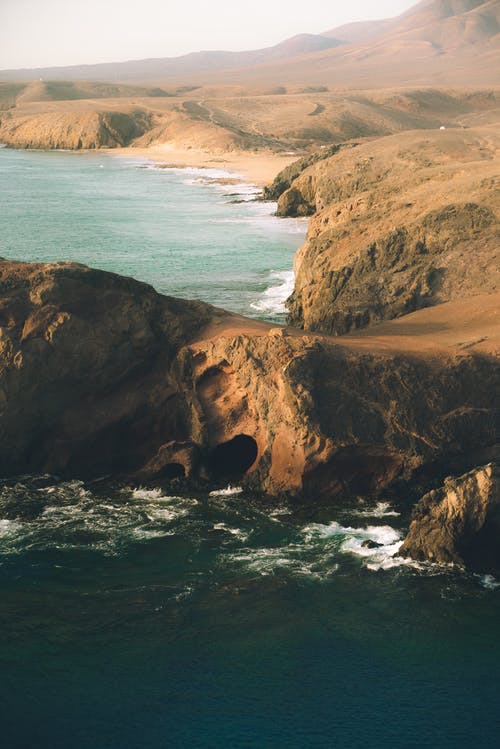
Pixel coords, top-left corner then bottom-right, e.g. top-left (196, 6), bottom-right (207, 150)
top-left (283, 127), bottom-right (500, 335)
top-left (0, 259), bottom-right (216, 476)
top-left (400, 464), bottom-right (500, 570)
top-left (0, 259), bottom-right (498, 499)
top-left (0, 109), bottom-right (153, 149)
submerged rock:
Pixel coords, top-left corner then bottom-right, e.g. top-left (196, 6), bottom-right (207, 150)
top-left (400, 464), bottom-right (500, 570)
top-left (361, 539), bottom-right (383, 549)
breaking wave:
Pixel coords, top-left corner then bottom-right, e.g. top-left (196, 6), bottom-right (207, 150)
top-left (0, 477), bottom-right (497, 592)
top-left (250, 269), bottom-right (295, 315)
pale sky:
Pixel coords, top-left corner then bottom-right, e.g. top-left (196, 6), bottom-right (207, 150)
top-left (0, 0), bottom-right (419, 69)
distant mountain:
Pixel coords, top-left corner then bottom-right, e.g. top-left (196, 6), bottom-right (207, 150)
top-left (0, 34), bottom-right (342, 83)
top-left (206, 0), bottom-right (500, 88)
top-left (1, 0), bottom-right (498, 88)
top-left (374, 0), bottom-right (500, 49)
top-left (322, 19), bottom-right (393, 44)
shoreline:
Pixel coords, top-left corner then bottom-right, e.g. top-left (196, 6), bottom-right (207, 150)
top-left (107, 144), bottom-right (308, 321)
top-left (0, 144), bottom-right (307, 323)
top-left (111, 144), bottom-right (299, 187)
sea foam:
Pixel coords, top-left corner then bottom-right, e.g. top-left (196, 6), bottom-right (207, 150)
top-left (301, 521), bottom-right (414, 572)
top-left (209, 485), bottom-right (244, 497)
top-left (250, 270), bottom-right (295, 315)
top-left (352, 501), bottom-right (401, 518)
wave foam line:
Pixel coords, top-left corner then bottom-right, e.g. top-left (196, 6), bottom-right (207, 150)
top-left (250, 270), bottom-right (294, 315)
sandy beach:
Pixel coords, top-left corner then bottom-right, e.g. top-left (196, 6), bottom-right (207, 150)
top-left (113, 144), bottom-right (299, 186)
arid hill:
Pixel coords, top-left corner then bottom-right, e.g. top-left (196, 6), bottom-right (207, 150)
top-left (198, 0), bottom-right (500, 88)
top-left (1, 83), bottom-right (500, 153)
top-left (1, 0), bottom-right (499, 154)
top-left (277, 126), bottom-right (500, 335)
top-left (0, 108), bottom-right (153, 150)
top-left (1, 1), bottom-right (498, 89)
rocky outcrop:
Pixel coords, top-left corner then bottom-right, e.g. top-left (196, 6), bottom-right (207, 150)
top-left (282, 127), bottom-right (500, 335)
top-left (0, 259), bottom-right (216, 476)
top-left (262, 144), bottom-right (346, 201)
top-left (400, 464), bottom-right (500, 570)
top-left (186, 323), bottom-right (499, 497)
top-left (0, 259), bottom-right (498, 499)
top-left (0, 109), bottom-right (153, 149)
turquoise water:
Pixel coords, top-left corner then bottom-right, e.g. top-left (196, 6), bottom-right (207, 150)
top-left (1, 148), bottom-right (500, 748)
top-left (0, 147), bottom-right (306, 320)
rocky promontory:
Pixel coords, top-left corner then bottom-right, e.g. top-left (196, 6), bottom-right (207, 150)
top-left (0, 109), bottom-right (153, 149)
top-left (400, 464), bottom-right (500, 571)
top-left (0, 259), bottom-right (498, 502)
top-left (281, 127), bottom-right (500, 335)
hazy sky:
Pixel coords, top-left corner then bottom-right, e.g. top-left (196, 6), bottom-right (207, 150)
top-left (0, 0), bottom-right (419, 69)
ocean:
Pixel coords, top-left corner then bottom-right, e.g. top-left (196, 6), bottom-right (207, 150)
top-left (0, 148), bottom-right (306, 320)
top-left (1, 148), bottom-right (500, 749)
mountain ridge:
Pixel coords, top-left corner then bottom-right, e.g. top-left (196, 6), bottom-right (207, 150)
top-left (0, 33), bottom-right (342, 83)
top-left (1, 0), bottom-right (498, 87)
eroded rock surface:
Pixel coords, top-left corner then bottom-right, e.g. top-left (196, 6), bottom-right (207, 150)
top-left (400, 464), bottom-right (500, 570)
top-left (0, 109), bottom-right (153, 149)
top-left (282, 128), bottom-right (500, 335)
top-left (0, 259), bottom-right (216, 476)
top-left (0, 259), bottom-right (497, 500)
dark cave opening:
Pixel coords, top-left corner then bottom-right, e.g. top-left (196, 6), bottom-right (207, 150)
top-left (459, 506), bottom-right (500, 573)
top-left (158, 462), bottom-right (186, 480)
top-left (208, 435), bottom-right (258, 480)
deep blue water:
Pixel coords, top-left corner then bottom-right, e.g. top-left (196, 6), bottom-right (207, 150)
top-left (0, 149), bottom-right (499, 749)
top-left (1, 482), bottom-right (499, 749)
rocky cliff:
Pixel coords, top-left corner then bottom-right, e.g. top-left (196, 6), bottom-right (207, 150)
top-left (0, 259), bottom-right (498, 501)
top-left (0, 259), bottom-right (216, 476)
top-left (281, 127), bottom-right (500, 335)
top-left (400, 464), bottom-right (500, 571)
top-left (0, 109), bottom-right (153, 149)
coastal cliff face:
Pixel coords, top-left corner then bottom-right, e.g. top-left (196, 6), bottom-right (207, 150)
top-left (400, 464), bottom-right (500, 571)
top-left (186, 324), bottom-right (499, 497)
top-left (0, 260), bottom-right (216, 476)
top-left (0, 109), bottom-right (153, 149)
top-left (281, 127), bottom-right (500, 335)
top-left (0, 260), bottom-right (498, 500)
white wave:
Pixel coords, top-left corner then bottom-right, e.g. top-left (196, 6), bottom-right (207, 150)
top-left (130, 487), bottom-right (165, 500)
top-left (269, 507), bottom-right (290, 517)
top-left (224, 544), bottom-right (338, 580)
top-left (131, 527), bottom-right (175, 540)
top-left (207, 216), bottom-right (264, 225)
top-left (173, 585), bottom-right (194, 602)
top-left (212, 523), bottom-right (249, 542)
top-left (128, 487), bottom-right (196, 508)
top-left (250, 269), bottom-right (294, 315)
top-left (43, 505), bottom-right (84, 516)
top-left (177, 169), bottom-right (257, 193)
top-left (352, 502), bottom-right (401, 518)
top-left (479, 574), bottom-right (500, 590)
top-left (41, 479), bottom-right (89, 497)
top-left (144, 506), bottom-right (190, 522)
top-left (300, 520), bottom-right (421, 572)
top-left (0, 518), bottom-right (22, 537)
top-left (209, 485), bottom-right (243, 497)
